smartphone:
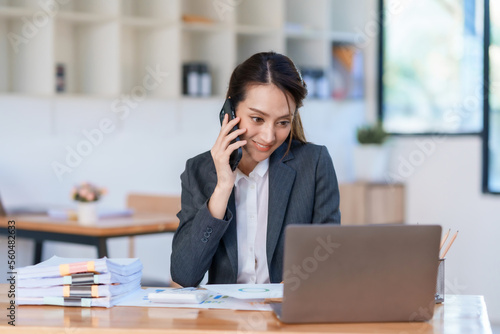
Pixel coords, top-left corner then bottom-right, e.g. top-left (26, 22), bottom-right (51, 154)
top-left (219, 98), bottom-right (242, 171)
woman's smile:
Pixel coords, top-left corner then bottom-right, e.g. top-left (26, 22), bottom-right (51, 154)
top-left (253, 140), bottom-right (273, 152)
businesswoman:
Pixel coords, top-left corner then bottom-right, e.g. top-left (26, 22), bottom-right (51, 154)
top-left (171, 51), bottom-right (341, 287)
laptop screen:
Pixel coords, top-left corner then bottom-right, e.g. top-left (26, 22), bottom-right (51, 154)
top-left (279, 224), bottom-right (441, 323)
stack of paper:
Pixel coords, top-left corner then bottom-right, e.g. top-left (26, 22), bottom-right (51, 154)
top-left (16, 256), bottom-right (142, 308)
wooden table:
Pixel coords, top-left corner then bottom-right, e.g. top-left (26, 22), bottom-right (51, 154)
top-left (0, 286), bottom-right (492, 334)
top-left (0, 214), bottom-right (179, 263)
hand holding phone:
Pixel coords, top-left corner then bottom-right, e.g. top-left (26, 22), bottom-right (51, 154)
top-left (219, 98), bottom-right (242, 171)
top-left (208, 99), bottom-right (246, 220)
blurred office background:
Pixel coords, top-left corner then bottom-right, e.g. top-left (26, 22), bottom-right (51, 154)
top-left (0, 0), bottom-right (498, 328)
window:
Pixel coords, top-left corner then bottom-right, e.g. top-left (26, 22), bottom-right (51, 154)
top-left (484, 0), bottom-right (500, 193)
top-left (381, 0), bottom-right (499, 194)
top-left (380, 0), bottom-right (485, 134)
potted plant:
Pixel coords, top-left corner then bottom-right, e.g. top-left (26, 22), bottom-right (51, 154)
top-left (71, 182), bottom-right (107, 225)
top-left (353, 122), bottom-right (390, 182)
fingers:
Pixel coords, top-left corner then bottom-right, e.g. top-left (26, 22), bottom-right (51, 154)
top-left (227, 138), bottom-right (247, 153)
top-left (214, 116), bottom-right (244, 148)
top-left (211, 114), bottom-right (246, 175)
top-left (221, 116), bottom-right (241, 136)
top-left (225, 127), bottom-right (246, 143)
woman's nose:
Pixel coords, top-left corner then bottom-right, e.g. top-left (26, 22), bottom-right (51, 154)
top-left (260, 124), bottom-right (275, 143)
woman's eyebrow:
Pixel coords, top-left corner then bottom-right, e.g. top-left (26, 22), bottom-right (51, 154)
top-left (248, 108), bottom-right (291, 119)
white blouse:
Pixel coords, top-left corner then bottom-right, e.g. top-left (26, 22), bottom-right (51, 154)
top-left (234, 159), bottom-right (270, 284)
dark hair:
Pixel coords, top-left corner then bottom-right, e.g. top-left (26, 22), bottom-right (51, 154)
top-left (226, 51), bottom-right (308, 147)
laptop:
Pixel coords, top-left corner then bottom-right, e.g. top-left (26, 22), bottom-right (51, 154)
top-left (272, 224), bottom-right (441, 323)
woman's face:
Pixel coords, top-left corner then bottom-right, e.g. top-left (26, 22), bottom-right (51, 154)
top-left (235, 84), bottom-right (295, 174)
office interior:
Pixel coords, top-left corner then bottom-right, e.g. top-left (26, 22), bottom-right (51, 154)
top-left (0, 0), bottom-right (499, 329)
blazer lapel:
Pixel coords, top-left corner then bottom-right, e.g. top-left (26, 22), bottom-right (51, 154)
top-left (267, 143), bottom-right (296, 267)
top-left (207, 155), bottom-right (238, 282)
top-left (222, 189), bottom-right (238, 280)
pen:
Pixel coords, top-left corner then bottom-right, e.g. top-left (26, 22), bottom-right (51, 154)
top-left (440, 228), bottom-right (451, 250)
top-left (440, 230), bottom-right (459, 259)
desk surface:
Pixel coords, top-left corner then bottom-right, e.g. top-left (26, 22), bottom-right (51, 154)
top-left (4, 213), bottom-right (179, 237)
top-left (0, 286), bottom-right (492, 334)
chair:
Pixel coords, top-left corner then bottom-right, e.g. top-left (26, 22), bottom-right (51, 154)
top-left (126, 193), bottom-right (181, 287)
top-left (126, 193), bottom-right (181, 216)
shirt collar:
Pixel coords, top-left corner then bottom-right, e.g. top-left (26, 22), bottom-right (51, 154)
top-left (235, 158), bottom-right (269, 184)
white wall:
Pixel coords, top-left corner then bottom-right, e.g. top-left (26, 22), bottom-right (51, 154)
top-left (386, 136), bottom-right (500, 324)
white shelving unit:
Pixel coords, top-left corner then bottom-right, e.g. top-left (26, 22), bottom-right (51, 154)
top-left (0, 0), bottom-right (359, 99)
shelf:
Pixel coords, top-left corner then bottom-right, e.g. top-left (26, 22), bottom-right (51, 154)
top-left (236, 0), bottom-right (282, 28)
top-left (286, 29), bottom-right (358, 44)
top-left (57, 11), bottom-right (116, 24)
top-left (0, 0), bottom-right (40, 10)
top-left (0, 15), bottom-right (52, 94)
top-left (121, 0), bottom-right (178, 21)
top-left (0, 92), bottom-right (55, 99)
top-left (236, 33), bottom-right (284, 64)
top-left (121, 25), bottom-right (179, 98)
top-left (285, 28), bottom-right (326, 40)
top-left (286, 38), bottom-right (329, 68)
top-left (182, 0), bottom-right (229, 24)
top-left (121, 16), bottom-right (172, 28)
top-left (0, 6), bottom-right (34, 17)
top-left (181, 29), bottom-right (234, 96)
top-left (54, 20), bottom-right (120, 96)
top-left (329, 0), bottom-right (362, 33)
top-left (57, 0), bottom-right (118, 15)
top-left (0, 0), bottom-right (366, 99)
top-left (180, 95), bottom-right (225, 103)
top-left (327, 31), bottom-right (359, 44)
top-left (181, 22), bottom-right (228, 33)
top-left (285, 0), bottom-right (329, 31)
top-left (236, 25), bottom-right (279, 35)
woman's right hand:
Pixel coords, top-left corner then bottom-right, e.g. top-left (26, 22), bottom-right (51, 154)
top-left (208, 114), bottom-right (247, 219)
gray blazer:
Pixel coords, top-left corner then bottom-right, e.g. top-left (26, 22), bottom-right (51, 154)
top-left (170, 140), bottom-right (341, 287)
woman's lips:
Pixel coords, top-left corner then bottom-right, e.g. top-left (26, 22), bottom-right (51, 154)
top-left (253, 140), bottom-right (272, 152)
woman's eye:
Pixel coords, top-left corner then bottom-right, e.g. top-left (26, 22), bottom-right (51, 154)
top-left (277, 121), bottom-right (290, 127)
top-left (251, 117), bottom-right (264, 123)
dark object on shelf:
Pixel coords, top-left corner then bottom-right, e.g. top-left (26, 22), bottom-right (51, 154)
top-left (182, 62), bottom-right (211, 97)
top-left (55, 63), bottom-right (65, 93)
top-left (199, 63), bottom-right (211, 97)
top-left (301, 67), bottom-right (329, 99)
